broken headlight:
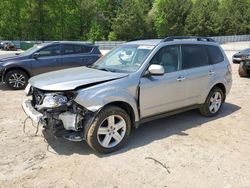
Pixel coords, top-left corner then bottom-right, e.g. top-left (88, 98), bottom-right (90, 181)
top-left (37, 93), bottom-right (68, 110)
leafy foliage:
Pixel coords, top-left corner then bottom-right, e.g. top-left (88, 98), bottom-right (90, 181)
top-left (0, 0), bottom-right (249, 41)
top-left (150, 0), bottom-right (192, 37)
top-left (184, 0), bottom-right (220, 36)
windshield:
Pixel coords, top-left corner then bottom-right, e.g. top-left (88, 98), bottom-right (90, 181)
top-left (20, 44), bottom-right (43, 56)
top-left (92, 45), bottom-right (154, 73)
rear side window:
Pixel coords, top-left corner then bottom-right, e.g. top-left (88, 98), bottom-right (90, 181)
top-left (181, 45), bottom-right (209, 69)
top-left (63, 44), bottom-right (93, 55)
top-left (82, 46), bottom-right (93, 53)
top-left (206, 45), bottom-right (224, 64)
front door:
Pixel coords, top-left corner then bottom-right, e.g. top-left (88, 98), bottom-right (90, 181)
top-left (31, 44), bottom-right (63, 75)
top-left (139, 45), bottom-right (190, 118)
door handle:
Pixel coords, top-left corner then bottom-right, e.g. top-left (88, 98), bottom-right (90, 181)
top-left (177, 76), bottom-right (186, 81)
top-left (209, 70), bottom-right (215, 75)
top-left (53, 59), bottom-right (58, 62)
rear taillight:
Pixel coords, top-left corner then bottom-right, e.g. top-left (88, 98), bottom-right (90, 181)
top-left (227, 64), bottom-right (232, 73)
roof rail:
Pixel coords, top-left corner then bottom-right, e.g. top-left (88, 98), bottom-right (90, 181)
top-left (162, 36), bottom-right (216, 42)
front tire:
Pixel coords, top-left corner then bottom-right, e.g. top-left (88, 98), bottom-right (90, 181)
top-left (199, 87), bottom-right (224, 117)
top-left (86, 106), bottom-right (131, 154)
top-left (5, 69), bottom-right (29, 90)
top-left (239, 62), bottom-right (249, 77)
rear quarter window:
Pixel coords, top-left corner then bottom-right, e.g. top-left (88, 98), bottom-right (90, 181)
top-left (207, 45), bottom-right (224, 64)
top-left (64, 44), bottom-right (93, 55)
top-left (82, 45), bottom-right (93, 53)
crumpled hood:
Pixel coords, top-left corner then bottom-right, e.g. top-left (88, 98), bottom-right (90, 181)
top-left (29, 67), bottom-right (128, 91)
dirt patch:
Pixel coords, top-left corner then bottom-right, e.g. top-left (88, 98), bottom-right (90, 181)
top-left (0, 49), bottom-right (250, 188)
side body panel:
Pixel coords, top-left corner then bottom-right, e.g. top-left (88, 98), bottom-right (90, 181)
top-left (139, 70), bottom-right (189, 118)
top-left (74, 75), bottom-right (140, 122)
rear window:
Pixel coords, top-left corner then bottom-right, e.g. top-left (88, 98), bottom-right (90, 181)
top-left (181, 45), bottom-right (209, 69)
top-left (207, 45), bottom-right (224, 64)
top-left (83, 46), bottom-right (93, 53)
top-left (63, 44), bottom-right (93, 55)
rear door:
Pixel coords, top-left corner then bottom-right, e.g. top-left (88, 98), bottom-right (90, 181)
top-left (140, 45), bottom-right (190, 118)
top-left (180, 44), bottom-right (214, 105)
top-left (207, 45), bottom-right (226, 75)
top-left (31, 44), bottom-right (63, 75)
top-left (61, 44), bottom-right (96, 68)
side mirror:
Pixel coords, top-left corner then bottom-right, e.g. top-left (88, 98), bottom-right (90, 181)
top-left (32, 52), bottom-right (40, 59)
top-left (147, 64), bottom-right (165, 76)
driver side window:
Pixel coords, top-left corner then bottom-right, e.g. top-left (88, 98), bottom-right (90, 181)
top-left (150, 45), bottom-right (180, 73)
top-left (38, 45), bottom-right (61, 57)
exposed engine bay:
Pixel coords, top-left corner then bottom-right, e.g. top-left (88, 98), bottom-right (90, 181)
top-left (24, 86), bottom-right (91, 141)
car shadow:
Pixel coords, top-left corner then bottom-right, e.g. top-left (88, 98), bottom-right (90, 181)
top-left (0, 83), bottom-right (10, 91)
top-left (42, 102), bottom-right (241, 157)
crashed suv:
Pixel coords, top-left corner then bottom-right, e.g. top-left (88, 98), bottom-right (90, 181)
top-left (22, 37), bottom-right (232, 153)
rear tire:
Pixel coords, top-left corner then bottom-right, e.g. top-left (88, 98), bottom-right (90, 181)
top-left (239, 62), bottom-right (249, 77)
top-left (5, 69), bottom-right (29, 90)
top-left (86, 105), bottom-right (131, 154)
top-left (199, 87), bottom-right (225, 117)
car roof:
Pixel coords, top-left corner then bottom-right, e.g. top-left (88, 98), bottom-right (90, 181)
top-left (126, 39), bottom-right (162, 46)
top-left (40, 41), bottom-right (96, 47)
top-left (125, 37), bottom-right (218, 47)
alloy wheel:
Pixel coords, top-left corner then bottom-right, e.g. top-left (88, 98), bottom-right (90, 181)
top-left (8, 73), bottom-right (26, 88)
top-left (97, 115), bottom-right (127, 148)
top-left (209, 91), bottom-right (222, 113)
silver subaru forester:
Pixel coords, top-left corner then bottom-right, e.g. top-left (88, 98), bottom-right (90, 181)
top-left (22, 37), bottom-right (232, 153)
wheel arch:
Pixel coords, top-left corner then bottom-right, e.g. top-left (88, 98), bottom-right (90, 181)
top-left (103, 101), bottom-right (136, 127)
top-left (212, 83), bottom-right (226, 94)
top-left (82, 100), bottom-right (137, 141)
top-left (210, 83), bottom-right (226, 102)
top-left (4, 67), bottom-right (30, 81)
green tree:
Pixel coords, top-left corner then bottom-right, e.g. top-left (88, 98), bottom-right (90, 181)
top-left (111, 0), bottom-right (152, 40)
top-left (218, 0), bottom-right (250, 35)
top-left (184, 0), bottom-right (220, 36)
top-left (96, 0), bottom-right (122, 40)
top-left (0, 0), bottom-right (24, 39)
top-left (150, 0), bottom-right (193, 37)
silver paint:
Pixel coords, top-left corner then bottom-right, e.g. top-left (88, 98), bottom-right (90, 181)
top-left (26, 40), bottom-right (232, 124)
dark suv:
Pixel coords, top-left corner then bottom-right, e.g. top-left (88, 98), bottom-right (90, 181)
top-left (232, 48), bottom-right (250, 64)
top-left (0, 42), bottom-right (102, 89)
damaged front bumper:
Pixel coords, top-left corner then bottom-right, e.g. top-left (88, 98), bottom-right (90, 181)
top-left (21, 99), bottom-right (90, 141)
top-left (22, 99), bottom-right (43, 124)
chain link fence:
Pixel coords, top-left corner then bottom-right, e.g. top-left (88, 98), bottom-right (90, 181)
top-left (10, 35), bottom-right (250, 50)
top-left (211, 35), bottom-right (250, 44)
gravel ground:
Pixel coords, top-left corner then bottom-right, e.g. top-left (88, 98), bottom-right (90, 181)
top-left (0, 44), bottom-right (250, 188)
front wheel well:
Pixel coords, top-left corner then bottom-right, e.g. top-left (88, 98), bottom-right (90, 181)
top-left (104, 101), bottom-right (136, 127)
top-left (4, 67), bottom-right (30, 81)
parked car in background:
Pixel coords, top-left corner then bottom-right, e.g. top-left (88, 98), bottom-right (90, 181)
top-left (238, 60), bottom-right (250, 77)
top-left (0, 41), bottom-right (102, 89)
top-left (0, 41), bottom-right (17, 51)
top-left (3, 41), bottom-right (17, 51)
top-left (22, 36), bottom-right (232, 153)
top-left (232, 48), bottom-right (250, 64)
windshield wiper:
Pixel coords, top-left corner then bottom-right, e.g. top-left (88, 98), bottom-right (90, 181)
top-left (96, 68), bottom-right (116, 72)
top-left (98, 68), bottom-right (110, 72)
